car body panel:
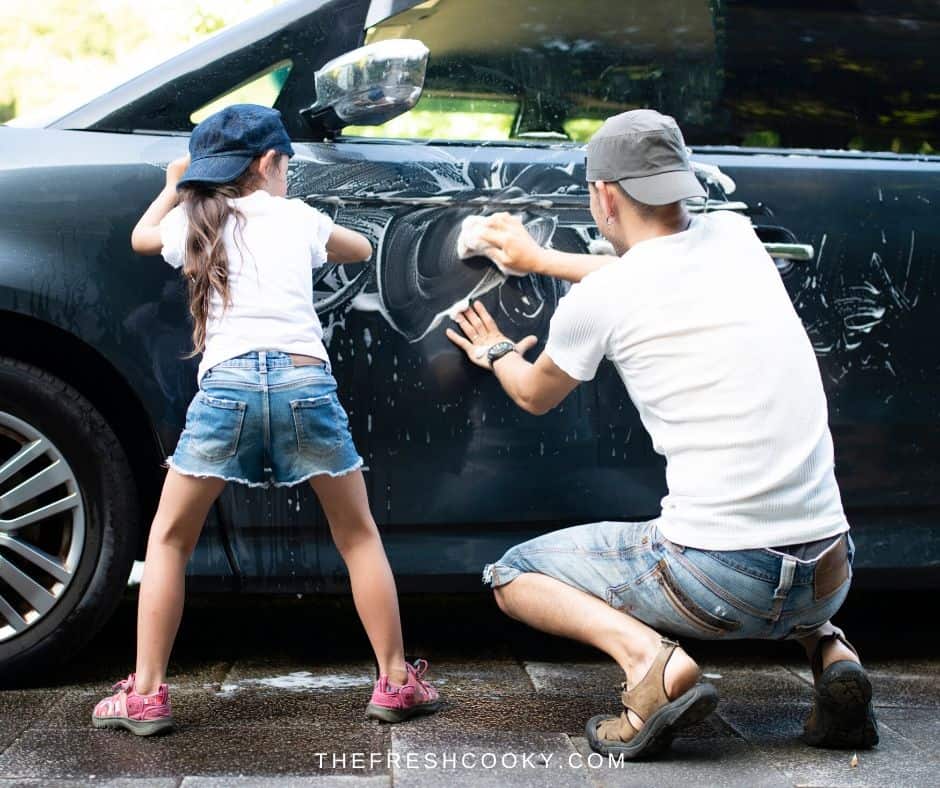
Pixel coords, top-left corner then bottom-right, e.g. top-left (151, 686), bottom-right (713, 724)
top-left (1, 0), bottom-right (938, 593)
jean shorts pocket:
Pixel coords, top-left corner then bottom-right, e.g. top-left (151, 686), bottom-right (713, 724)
top-left (290, 395), bottom-right (344, 455)
top-left (187, 393), bottom-right (246, 461)
top-left (653, 561), bottom-right (741, 637)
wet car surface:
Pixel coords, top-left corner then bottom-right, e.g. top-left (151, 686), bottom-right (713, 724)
top-left (0, 0), bottom-right (938, 675)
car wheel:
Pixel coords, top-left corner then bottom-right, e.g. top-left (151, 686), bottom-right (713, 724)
top-left (0, 356), bottom-right (138, 683)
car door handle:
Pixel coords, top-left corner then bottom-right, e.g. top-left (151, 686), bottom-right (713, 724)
top-left (689, 200), bottom-right (750, 213)
top-left (762, 242), bottom-right (814, 261)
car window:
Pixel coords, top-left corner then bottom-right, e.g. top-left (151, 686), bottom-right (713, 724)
top-left (346, 0), bottom-right (938, 153)
top-left (75, 1), bottom-right (368, 140)
top-left (191, 60), bottom-right (293, 125)
top-left (347, 94), bottom-right (517, 140)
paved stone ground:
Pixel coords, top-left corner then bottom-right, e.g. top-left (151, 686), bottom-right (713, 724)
top-left (0, 589), bottom-right (936, 787)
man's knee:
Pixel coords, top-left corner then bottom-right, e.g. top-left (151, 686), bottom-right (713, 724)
top-left (493, 584), bottom-right (511, 614)
top-left (492, 578), bottom-right (529, 622)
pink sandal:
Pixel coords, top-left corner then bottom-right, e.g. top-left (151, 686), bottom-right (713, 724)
top-left (366, 659), bottom-right (442, 723)
top-left (92, 674), bottom-right (174, 736)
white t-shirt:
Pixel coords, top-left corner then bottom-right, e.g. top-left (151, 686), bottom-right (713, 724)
top-left (160, 190), bottom-right (334, 382)
top-left (544, 211), bottom-right (849, 551)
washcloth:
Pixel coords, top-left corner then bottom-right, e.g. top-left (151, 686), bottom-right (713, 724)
top-left (456, 215), bottom-right (527, 276)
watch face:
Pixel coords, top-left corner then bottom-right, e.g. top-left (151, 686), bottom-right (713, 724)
top-left (487, 340), bottom-right (515, 362)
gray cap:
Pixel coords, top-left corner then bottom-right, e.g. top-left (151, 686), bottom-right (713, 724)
top-left (586, 109), bottom-right (705, 205)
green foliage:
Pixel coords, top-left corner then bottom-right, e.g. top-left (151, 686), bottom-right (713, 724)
top-left (741, 130), bottom-right (781, 148)
top-left (0, 0), bottom-right (282, 124)
top-left (192, 9), bottom-right (227, 36)
top-left (0, 97), bottom-right (16, 124)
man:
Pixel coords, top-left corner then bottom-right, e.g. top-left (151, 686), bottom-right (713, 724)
top-left (446, 109), bottom-right (878, 760)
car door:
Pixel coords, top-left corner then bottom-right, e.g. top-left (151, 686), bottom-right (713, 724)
top-left (699, 2), bottom-right (940, 579)
top-left (311, 0), bottom-right (939, 585)
top-left (312, 0), bottom-right (712, 585)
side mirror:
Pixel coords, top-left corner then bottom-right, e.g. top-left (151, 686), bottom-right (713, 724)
top-left (302, 39), bottom-right (429, 138)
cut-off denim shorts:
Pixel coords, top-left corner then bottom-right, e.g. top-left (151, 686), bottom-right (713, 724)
top-left (483, 520), bottom-right (854, 641)
top-left (166, 351), bottom-right (363, 487)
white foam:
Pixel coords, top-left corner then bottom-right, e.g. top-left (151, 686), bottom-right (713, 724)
top-left (690, 160), bottom-right (737, 194)
top-left (127, 560), bottom-right (145, 587)
top-left (216, 671), bottom-right (374, 696)
top-left (447, 297), bottom-right (471, 320)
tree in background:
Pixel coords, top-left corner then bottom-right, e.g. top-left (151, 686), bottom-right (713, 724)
top-left (0, 0), bottom-right (282, 123)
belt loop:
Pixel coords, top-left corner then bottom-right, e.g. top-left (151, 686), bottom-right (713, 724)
top-left (258, 350), bottom-right (267, 372)
top-left (770, 556), bottom-right (797, 621)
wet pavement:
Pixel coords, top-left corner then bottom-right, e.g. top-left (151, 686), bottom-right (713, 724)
top-left (1, 588), bottom-right (937, 787)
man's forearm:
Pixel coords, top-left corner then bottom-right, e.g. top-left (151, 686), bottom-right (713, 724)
top-left (534, 248), bottom-right (615, 283)
top-left (490, 352), bottom-right (544, 415)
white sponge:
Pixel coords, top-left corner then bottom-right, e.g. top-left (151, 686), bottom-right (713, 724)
top-left (456, 215), bottom-right (526, 276)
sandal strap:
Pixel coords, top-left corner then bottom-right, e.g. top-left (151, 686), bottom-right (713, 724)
top-left (596, 711), bottom-right (640, 744)
top-left (811, 626), bottom-right (858, 683)
top-left (621, 637), bottom-right (683, 724)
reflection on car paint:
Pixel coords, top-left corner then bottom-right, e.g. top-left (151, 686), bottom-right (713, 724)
top-left (287, 148), bottom-right (931, 408)
top-left (289, 151), bottom-right (738, 349)
top-left (788, 230), bottom-right (924, 385)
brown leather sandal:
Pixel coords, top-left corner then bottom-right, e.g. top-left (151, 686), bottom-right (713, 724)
top-left (803, 630), bottom-right (878, 749)
top-left (586, 638), bottom-right (718, 759)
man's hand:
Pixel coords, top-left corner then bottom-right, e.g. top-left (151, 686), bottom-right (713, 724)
top-left (446, 300), bottom-right (537, 369)
top-left (476, 213), bottom-right (546, 275)
top-left (477, 213), bottom-right (614, 284)
top-left (165, 154), bottom-right (191, 191)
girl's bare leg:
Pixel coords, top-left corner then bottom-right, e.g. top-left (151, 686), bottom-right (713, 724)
top-left (310, 470), bottom-right (408, 685)
top-left (134, 470), bottom-right (226, 694)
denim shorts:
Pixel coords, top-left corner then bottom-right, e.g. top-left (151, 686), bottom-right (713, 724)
top-left (166, 351), bottom-right (363, 487)
top-left (483, 521), bottom-right (854, 641)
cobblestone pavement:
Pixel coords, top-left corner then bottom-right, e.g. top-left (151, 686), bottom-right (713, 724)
top-left (0, 589), bottom-right (936, 787)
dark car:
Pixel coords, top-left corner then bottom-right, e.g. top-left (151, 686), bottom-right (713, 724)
top-left (1, 0), bottom-right (938, 676)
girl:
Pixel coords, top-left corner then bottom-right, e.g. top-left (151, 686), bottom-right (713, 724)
top-left (92, 104), bottom-right (440, 735)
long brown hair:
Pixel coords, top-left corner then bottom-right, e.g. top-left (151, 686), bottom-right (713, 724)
top-left (177, 165), bottom-right (264, 356)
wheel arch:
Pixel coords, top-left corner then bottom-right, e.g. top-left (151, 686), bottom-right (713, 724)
top-left (0, 309), bottom-right (163, 555)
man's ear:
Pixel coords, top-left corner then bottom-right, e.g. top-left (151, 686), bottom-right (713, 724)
top-left (595, 181), bottom-right (617, 221)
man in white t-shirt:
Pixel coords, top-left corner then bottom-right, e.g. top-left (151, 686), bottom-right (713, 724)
top-left (446, 110), bottom-right (877, 759)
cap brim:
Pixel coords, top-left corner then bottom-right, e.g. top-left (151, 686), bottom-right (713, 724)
top-left (177, 154), bottom-right (253, 188)
top-left (619, 169), bottom-right (706, 206)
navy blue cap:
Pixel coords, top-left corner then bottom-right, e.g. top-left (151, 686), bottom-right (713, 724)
top-left (178, 104), bottom-right (295, 188)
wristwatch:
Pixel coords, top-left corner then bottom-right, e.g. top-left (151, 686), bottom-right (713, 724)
top-left (486, 340), bottom-right (517, 367)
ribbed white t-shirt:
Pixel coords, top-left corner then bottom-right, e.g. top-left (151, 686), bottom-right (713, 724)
top-left (544, 211), bottom-right (849, 551)
top-left (160, 190), bottom-right (334, 382)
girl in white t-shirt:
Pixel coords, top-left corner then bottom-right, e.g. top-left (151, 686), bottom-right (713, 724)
top-left (92, 105), bottom-right (440, 735)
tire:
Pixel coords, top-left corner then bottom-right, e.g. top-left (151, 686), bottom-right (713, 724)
top-left (0, 356), bottom-right (138, 683)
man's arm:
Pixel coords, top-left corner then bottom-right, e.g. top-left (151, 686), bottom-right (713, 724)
top-left (446, 300), bottom-right (579, 415)
top-left (490, 347), bottom-right (580, 415)
top-left (477, 213), bottom-right (616, 284)
top-left (531, 247), bottom-right (613, 284)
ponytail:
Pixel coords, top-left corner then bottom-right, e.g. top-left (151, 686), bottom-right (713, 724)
top-left (177, 168), bottom-right (261, 356)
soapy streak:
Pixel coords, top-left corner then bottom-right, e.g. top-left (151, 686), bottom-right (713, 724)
top-left (301, 156), bottom-right (738, 346)
top-left (308, 193), bottom-right (557, 210)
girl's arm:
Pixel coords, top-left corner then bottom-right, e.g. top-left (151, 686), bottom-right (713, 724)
top-left (130, 155), bottom-right (190, 255)
top-left (326, 225), bottom-right (372, 264)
